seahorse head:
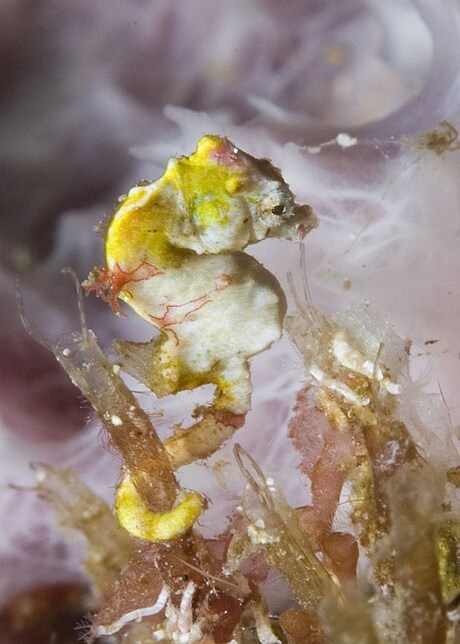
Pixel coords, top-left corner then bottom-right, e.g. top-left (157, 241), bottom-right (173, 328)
top-left (163, 135), bottom-right (318, 254)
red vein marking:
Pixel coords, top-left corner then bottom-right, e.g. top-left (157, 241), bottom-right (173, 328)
top-left (84, 259), bottom-right (163, 316)
top-left (149, 294), bottom-right (211, 345)
top-left (148, 275), bottom-right (232, 345)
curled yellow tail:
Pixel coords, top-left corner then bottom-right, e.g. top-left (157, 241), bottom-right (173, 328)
top-left (115, 472), bottom-right (204, 542)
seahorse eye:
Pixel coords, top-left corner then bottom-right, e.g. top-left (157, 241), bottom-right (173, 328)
top-left (271, 204), bottom-right (286, 216)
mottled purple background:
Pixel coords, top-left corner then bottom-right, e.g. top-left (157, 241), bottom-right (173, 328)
top-left (1, 0), bottom-right (460, 611)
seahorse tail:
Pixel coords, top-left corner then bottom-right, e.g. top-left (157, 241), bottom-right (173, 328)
top-left (164, 409), bottom-right (246, 470)
top-left (115, 472), bottom-right (204, 542)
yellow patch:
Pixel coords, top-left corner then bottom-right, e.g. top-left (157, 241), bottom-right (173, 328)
top-left (164, 136), bottom-right (243, 229)
top-left (192, 194), bottom-right (229, 228)
top-left (224, 176), bottom-right (242, 194)
top-left (194, 134), bottom-right (225, 157)
top-left (115, 473), bottom-right (204, 542)
top-left (106, 135), bottom-right (245, 270)
top-left (214, 375), bottom-right (238, 409)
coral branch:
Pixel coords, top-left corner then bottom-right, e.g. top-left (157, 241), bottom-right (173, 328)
top-left (33, 464), bottom-right (134, 600)
top-left (286, 285), bottom-right (458, 641)
top-left (54, 325), bottom-right (179, 514)
top-left (20, 271), bottom-right (205, 544)
top-left (234, 444), bottom-right (341, 611)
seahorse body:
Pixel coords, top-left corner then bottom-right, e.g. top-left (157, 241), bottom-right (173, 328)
top-left (88, 135), bottom-right (317, 466)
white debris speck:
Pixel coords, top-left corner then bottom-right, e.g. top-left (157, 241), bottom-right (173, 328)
top-left (336, 132), bottom-right (358, 148)
top-left (255, 518), bottom-right (265, 529)
top-left (111, 415), bottom-right (123, 426)
top-left (363, 359), bottom-right (383, 379)
top-left (385, 381), bottom-right (401, 395)
top-left (332, 331), bottom-right (400, 396)
top-left (333, 331), bottom-right (381, 377)
top-left (311, 359), bottom-right (367, 405)
top-left (112, 363), bottom-right (121, 374)
top-left (62, 348), bottom-right (71, 356)
top-left (35, 469), bottom-right (47, 484)
top-left (248, 524), bottom-right (279, 545)
top-left (385, 440), bottom-right (400, 466)
top-left (310, 365), bottom-right (324, 382)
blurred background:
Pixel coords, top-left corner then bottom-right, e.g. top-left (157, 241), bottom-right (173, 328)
top-left (1, 0), bottom-right (460, 640)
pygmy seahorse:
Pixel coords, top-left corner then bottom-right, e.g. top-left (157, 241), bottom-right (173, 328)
top-left (86, 135), bottom-right (317, 469)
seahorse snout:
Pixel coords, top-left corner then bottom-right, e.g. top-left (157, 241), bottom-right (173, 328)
top-left (269, 203), bottom-right (318, 241)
